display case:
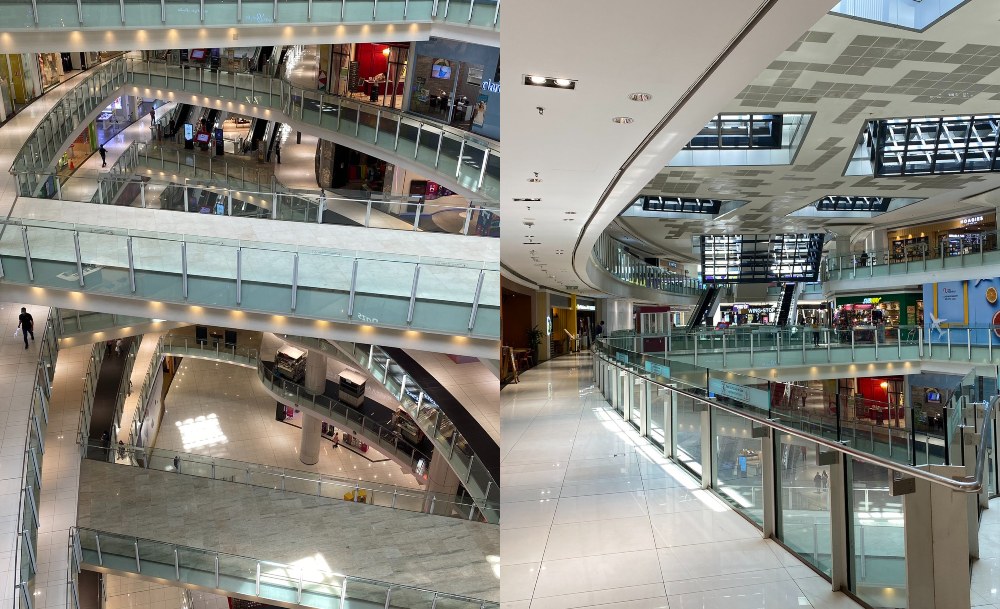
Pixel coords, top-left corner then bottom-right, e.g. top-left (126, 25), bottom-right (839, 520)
top-left (275, 345), bottom-right (306, 383)
top-left (338, 369), bottom-right (366, 408)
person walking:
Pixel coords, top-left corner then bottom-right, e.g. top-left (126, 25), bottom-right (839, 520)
top-left (594, 320), bottom-right (605, 341)
top-left (811, 318), bottom-right (821, 346)
top-left (821, 470), bottom-right (829, 491)
top-left (16, 307), bottom-right (33, 350)
top-left (813, 471), bottom-right (822, 494)
top-left (275, 144), bottom-right (281, 164)
top-left (98, 144), bottom-right (107, 167)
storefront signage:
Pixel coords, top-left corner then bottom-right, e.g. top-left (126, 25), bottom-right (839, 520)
top-left (481, 79), bottom-right (500, 93)
top-left (708, 378), bottom-right (769, 410)
top-left (643, 361), bottom-right (670, 378)
top-left (576, 304), bottom-right (595, 311)
top-left (863, 297), bottom-right (882, 304)
top-left (615, 352), bottom-right (629, 364)
top-left (961, 215), bottom-right (984, 226)
top-left (546, 315), bottom-right (552, 336)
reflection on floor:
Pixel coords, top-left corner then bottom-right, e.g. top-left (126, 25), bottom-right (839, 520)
top-left (154, 351), bottom-right (424, 490)
top-left (500, 352), bottom-right (866, 609)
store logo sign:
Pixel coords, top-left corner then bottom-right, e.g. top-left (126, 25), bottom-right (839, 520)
top-left (481, 79), bottom-right (500, 94)
top-left (961, 215), bottom-right (984, 225)
top-left (863, 297), bottom-right (882, 304)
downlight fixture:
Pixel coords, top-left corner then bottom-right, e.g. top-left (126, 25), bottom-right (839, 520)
top-left (528, 172), bottom-right (542, 183)
top-left (523, 75), bottom-right (578, 90)
top-left (628, 92), bottom-right (653, 102)
top-left (612, 116), bottom-right (634, 124)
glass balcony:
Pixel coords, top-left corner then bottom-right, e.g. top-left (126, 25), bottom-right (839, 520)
top-left (0, 217), bottom-right (499, 340)
top-left (591, 233), bottom-right (705, 297)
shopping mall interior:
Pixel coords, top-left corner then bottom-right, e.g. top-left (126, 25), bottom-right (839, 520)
top-left (0, 6), bottom-right (502, 609)
top-left (501, 1), bottom-right (1000, 609)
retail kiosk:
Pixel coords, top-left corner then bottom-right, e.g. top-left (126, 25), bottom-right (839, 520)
top-left (338, 369), bottom-right (366, 407)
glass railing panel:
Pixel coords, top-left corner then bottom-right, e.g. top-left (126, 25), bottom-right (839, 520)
top-left (437, 131), bottom-right (463, 182)
top-left (186, 239), bottom-right (238, 306)
top-left (132, 233), bottom-right (185, 300)
top-left (470, 0), bottom-right (499, 27)
top-left (415, 125), bottom-right (441, 168)
top-left (374, 0), bottom-right (406, 20)
top-left (457, 142), bottom-right (486, 193)
top-left (375, 112), bottom-right (399, 153)
top-left (202, 0), bottom-right (240, 25)
top-left (241, 246), bottom-right (295, 314)
top-left (472, 270), bottom-right (499, 337)
top-left (342, 0), bottom-right (375, 21)
top-left (396, 117), bottom-right (421, 159)
top-left (163, 0), bottom-right (204, 25)
top-left (275, 0), bottom-right (310, 23)
top-left (353, 257), bottom-right (416, 328)
top-left (76, 231), bottom-right (132, 296)
top-left (295, 250), bottom-right (353, 321)
top-left (0, 226), bottom-right (31, 283)
top-left (386, 587), bottom-right (436, 609)
top-left (337, 103), bottom-right (359, 137)
top-left (849, 460), bottom-right (905, 608)
top-left (81, 0), bottom-right (122, 27)
top-left (358, 106), bottom-right (379, 143)
top-left (176, 546), bottom-right (221, 588)
top-left (22, 225), bottom-right (81, 290)
top-left (411, 264), bottom-right (480, 334)
top-left (342, 579), bottom-right (390, 607)
top-left (481, 150), bottom-right (499, 201)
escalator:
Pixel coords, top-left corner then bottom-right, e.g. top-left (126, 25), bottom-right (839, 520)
top-left (775, 283), bottom-right (798, 326)
top-left (248, 118), bottom-right (269, 151)
top-left (254, 46), bottom-right (273, 72)
top-left (686, 285), bottom-right (721, 330)
top-left (168, 103), bottom-right (192, 136)
top-left (265, 121), bottom-right (284, 162)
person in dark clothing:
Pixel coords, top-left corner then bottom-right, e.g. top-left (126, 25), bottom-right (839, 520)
top-left (275, 145), bottom-right (281, 164)
top-left (98, 144), bottom-right (107, 167)
top-left (17, 307), bottom-right (33, 349)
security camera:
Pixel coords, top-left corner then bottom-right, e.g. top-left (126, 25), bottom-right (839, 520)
top-left (537, 106), bottom-right (544, 115)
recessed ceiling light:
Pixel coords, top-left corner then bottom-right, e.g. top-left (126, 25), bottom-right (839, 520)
top-left (523, 75), bottom-right (577, 90)
top-left (513, 197), bottom-right (541, 202)
top-left (629, 92), bottom-right (652, 102)
top-left (527, 172), bottom-right (542, 183)
top-left (564, 211), bottom-right (577, 214)
top-left (612, 116), bottom-right (634, 124)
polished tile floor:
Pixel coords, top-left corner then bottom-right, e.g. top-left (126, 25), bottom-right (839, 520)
top-left (154, 356), bottom-right (425, 490)
top-left (500, 352), bottom-right (868, 609)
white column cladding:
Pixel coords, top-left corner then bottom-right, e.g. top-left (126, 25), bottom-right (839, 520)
top-left (422, 449), bottom-right (461, 514)
top-left (533, 290), bottom-right (551, 363)
top-left (605, 298), bottom-right (635, 333)
top-left (299, 349), bottom-right (327, 465)
top-left (904, 464), bottom-right (972, 609)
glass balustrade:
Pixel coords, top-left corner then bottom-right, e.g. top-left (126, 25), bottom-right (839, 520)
top-left (13, 311), bottom-right (60, 609)
top-left (278, 335), bottom-right (499, 518)
top-left (120, 58), bottom-right (499, 201)
top-left (29, 140), bottom-right (500, 237)
top-left (595, 334), bottom-right (989, 469)
top-left (69, 528), bottom-right (497, 609)
top-left (0, 217), bottom-right (499, 340)
top-left (83, 438), bottom-right (490, 520)
top-left (2, 0), bottom-right (500, 31)
top-left (593, 349), bottom-right (994, 608)
top-left (823, 229), bottom-right (1000, 282)
top-left (592, 232), bottom-right (704, 297)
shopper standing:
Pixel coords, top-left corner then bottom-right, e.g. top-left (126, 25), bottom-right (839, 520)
top-left (275, 144), bottom-right (281, 164)
top-left (595, 320), bottom-right (605, 341)
top-left (98, 144), bottom-right (107, 167)
top-left (811, 318), bottom-right (821, 346)
top-left (17, 307), bottom-right (33, 350)
top-left (813, 471), bottom-right (822, 494)
top-left (821, 470), bottom-right (829, 491)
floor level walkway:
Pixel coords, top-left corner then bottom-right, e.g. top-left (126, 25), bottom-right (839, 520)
top-left (500, 352), bottom-right (866, 609)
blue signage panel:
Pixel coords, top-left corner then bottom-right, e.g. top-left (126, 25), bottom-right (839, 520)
top-left (643, 360), bottom-right (670, 378)
top-left (615, 352), bottom-right (629, 364)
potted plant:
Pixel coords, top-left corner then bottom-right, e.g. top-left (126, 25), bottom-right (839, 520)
top-left (526, 326), bottom-right (543, 366)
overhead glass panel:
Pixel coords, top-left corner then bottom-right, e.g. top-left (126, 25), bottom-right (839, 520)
top-left (670, 113), bottom-right (811, 167)
top-left (700, 234), bottom-right (825, 284)
top-left (831, 0), bottom-right (968, 31)
top-left (850, 115), bottom-right (1000, 177)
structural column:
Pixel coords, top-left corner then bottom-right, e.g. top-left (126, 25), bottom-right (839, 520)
top-left (422, 450), bottom-right (462, 515)
top-left (299, 349), bottom-right (327, 466)
top-left (533, 290), bottom-right (552, 363)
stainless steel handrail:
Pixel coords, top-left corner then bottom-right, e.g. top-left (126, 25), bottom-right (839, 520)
top-left (597, 349), bottom-right (995, 493)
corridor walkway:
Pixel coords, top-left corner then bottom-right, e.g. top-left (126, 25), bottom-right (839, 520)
top-left (500, 352), bottom-right (865, 609)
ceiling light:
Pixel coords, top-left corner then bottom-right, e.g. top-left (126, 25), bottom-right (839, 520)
top-left (523, 75), bottom-right (577, 90)
top-left (513, 197), bottom-right (541, 202)
top-left (612, 116), bottom-right (634, 124)
top-left (628, 92), bottom-right (652, 102)
top-left (528, 172), bottom-right (542, 183)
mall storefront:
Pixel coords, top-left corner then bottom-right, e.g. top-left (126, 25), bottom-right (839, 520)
top-left (889, 212), bottom-right (996, 260)
top-left (834, 292), bottom-right (923, 331)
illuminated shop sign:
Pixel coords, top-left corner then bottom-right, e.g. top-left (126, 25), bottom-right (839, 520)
top-left (481, 79), bottom-right (500, 93)
top-left (863, 297), bottom-right (882, 304)
top-left (961, 215), bottom-right (984, 226)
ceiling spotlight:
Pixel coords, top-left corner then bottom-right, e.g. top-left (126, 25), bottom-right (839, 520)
top-left (529, 75), bottom-right (547, 84)
top-left (554, 78), bottom-right (572, 87)
top-left (629, 92), bottom-right (652, 102)
top-left (513, 197), bottom-right (541, 202)
top-left (612, 116), bottom-right (634, 124)
top-left (528, 172), bottom-right (542, 183)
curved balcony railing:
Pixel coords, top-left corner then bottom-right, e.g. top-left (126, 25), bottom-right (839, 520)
top-left (7, 0), bottom-right (500, 31)
top-left (823, 229), bottom-right (1000, 283)
top-left (69, 527), bottom-right (497, 609)
top-left (84, 438), bottom-right (488, 520)
top-left (11, 56), bottom-right (499, 206)
top-left (592, 232), bottom-right (704, 297)
top-left (122, 58), bottom-right (499, 201)
top-left (61, 140), bottom-right (499, 237)
top-left (280, 335), bottom-right (499, 519)
top-left (0, 216), bottom-right (500, 340)
top-left (122, 333), bottom-right (499, 521)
